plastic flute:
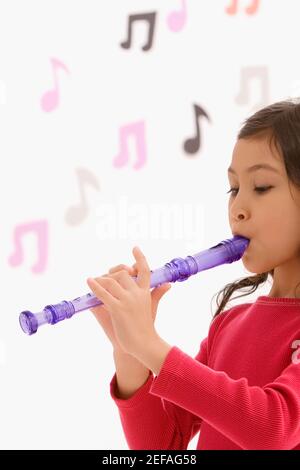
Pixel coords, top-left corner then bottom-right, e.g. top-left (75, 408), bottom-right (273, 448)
top-left (19, 235), bottom-right (250, 335)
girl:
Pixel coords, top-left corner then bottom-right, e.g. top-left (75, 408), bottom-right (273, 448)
top-left (86, 98), bottom-right (300, 450)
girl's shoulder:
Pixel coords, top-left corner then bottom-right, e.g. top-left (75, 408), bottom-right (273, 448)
top-left (209, 302), bottom-right (252, 334)
top-left (207, 302), bottom-right (252, 353)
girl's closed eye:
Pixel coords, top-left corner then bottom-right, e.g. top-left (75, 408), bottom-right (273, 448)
top-left (226, 186), bottom-right (273, 197)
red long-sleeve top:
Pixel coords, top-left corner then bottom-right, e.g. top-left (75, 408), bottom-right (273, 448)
top-left (109, 295), bottom-right (300, 450)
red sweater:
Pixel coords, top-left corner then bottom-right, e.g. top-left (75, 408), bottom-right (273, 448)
top-left (110, 295), bottom-right (300, 450)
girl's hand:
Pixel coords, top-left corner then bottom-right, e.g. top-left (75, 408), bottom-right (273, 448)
top-left (87, 247), bottom-right (171, 356)
top-left (89, 263), bottom-right (137, 354)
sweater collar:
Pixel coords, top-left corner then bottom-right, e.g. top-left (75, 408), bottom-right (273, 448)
top-left (256, 295), bottom-right (300, 305)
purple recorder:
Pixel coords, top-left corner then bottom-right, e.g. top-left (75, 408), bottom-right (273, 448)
top-left (19, 235), bottom-right (250, 335)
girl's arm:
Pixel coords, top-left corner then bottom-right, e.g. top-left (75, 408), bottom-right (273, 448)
top-left (113, 349), bottom-right (151, 399)
top-left (110, 337), bottom-right (208, 450)
top-left (149, 344), bottom-right (300, 450)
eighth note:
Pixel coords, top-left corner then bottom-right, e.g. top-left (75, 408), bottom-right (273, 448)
top-left (235, 66), bottom-right (269, 112)
top-left (167, 0), bottom-right (187, 32)
top-left (183, 104), bottom-right (211, 155)
top-left (40, 57), bottom-right (69, 112)
top-left (8, 219), bottom-right (48, 274)
top-left (65, 168), bottom-right (100, 226)
top-left (113, 120), bottom-right (147, 170)
top-left (226, 0), bottom-right (260, 15)
top-left (120, 12), bottom-right (157, 51)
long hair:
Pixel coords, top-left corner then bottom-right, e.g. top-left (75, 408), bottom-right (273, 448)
top-left (211, 98), bottom-right (300, 320)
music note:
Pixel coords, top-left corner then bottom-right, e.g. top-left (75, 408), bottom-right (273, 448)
top-left (40, 57), bottom-right (69, 112)
top-left (183, 104), bottom-right (211, 155)
top-left (65, 168), bottom-right (100, 226)
top-left (113, 120), bottom-right (147, 170)
top-left (245, 0), bottom-right (260, 14)
top-left (120, 12), bottom-right (157, 51)
top-left (226, 0), bottom-right (238, 14)
top-left (235, 66), bottom-right (270, 112)
top-left (8, 220), bottom-right (48, 274)
top-left (167, 0), bottom-right (187, 32)
top-left (226, 0), bottom-right (260, 15)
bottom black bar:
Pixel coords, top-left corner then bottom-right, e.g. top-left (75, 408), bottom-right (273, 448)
top-left (0, 450), bottom-right (299, 466)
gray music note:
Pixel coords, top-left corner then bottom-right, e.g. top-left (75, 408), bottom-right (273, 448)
top-left (65, 168), bottom-right (100, 226)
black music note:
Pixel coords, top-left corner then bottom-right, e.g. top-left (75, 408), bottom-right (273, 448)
top-left (183, 104), bottom-right (211, 155)
top-left (120, 12), bottom-right (157, 51)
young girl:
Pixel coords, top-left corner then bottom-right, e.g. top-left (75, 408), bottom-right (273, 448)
top-left (86, 98), bottom-right (300, 450)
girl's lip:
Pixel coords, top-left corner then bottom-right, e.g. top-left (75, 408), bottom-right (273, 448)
top-left (233, 232), bottom-right (250, 240)
top-left (244, 240), bottom-right (251, 252)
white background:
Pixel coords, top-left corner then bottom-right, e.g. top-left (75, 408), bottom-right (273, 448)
top-left (0, 0), bottom-right (297, 449)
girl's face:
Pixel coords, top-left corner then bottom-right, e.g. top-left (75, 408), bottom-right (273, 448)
top-left (228, 136), bottom-right (300, 276)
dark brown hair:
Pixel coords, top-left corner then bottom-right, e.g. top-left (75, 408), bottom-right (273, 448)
top-left (211, 98), bottom-right (300, 321)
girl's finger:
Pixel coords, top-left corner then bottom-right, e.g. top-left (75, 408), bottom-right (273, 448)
top-left (87, 277), bottom-right (121, 307)
top-left (108, 270), bottom-right (139, 291)
top-left (109, 264), bottom-right (130, 274)
top-left (109, 264), bottom-right (137, 276)
top-left (132, 246), bottom-right (151, 289)
top-left (94, 276), bottom-right (128, 300)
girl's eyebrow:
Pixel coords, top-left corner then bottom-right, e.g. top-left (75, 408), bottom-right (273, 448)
top-left (227, 164), bottom-right (280, 175)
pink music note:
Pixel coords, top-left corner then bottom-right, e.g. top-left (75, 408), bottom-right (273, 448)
top-left (8, 220), bottom-right (48, 274)
top-left (113, 120), bottom-right (147, 170)
top-left (245, 0), bottom-right (260, 14)
top-left (226, 0), bottom-right (260, 15)
top-left (40, 57), bottom-right (69, 112)
top-left (226, 0), bottom-right (238, 14)
top-left (65, 168), bottom-right (100, 226)
top-left (167, 0), bottom-right (187, 32)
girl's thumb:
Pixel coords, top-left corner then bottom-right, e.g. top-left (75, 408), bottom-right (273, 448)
top-left (151, 283), bottom-right (172, 305)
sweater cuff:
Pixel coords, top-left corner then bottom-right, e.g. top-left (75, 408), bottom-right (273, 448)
top-left (150, 346), bottom-right (188, 396)
top-left (110, 370), bottom-right (154, 408)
